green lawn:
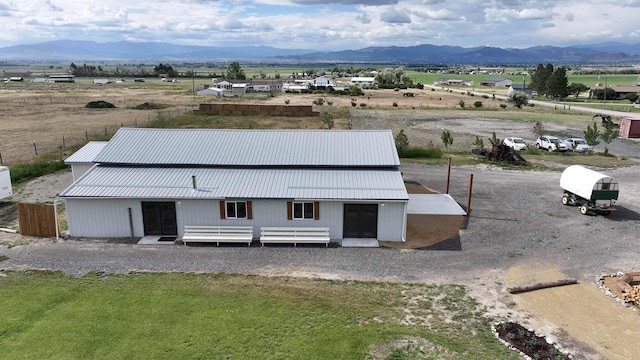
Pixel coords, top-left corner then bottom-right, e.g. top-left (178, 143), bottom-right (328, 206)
top-left (0, 271), bottom-right (517, 360)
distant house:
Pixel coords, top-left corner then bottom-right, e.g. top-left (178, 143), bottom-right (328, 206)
top-left (434, 78), bottom-right (474, 86)
top-left (213, 80), bottom-right (232, 90)
top-left (589, 85), bottom-right (640, 100)
top-left (232, 83), bottom-right (247, 96)
top-left (64, 141), bottom-right (108, 181)
top-left (9, 77), bottom-right (24, 82)
top-left (247, 81), bottom-right (283, 93)
top-left (48, 75), bottom-right (75, 83)
top-left (197, 87), bottom-right (225, 97)
top-left (3, 71), bottom-right (31, 78)
top-left (350, 77), bottom-right (377, 88)
top-left (508, 84), bottom-right (532, 95)
top-left (93, 79), bottom-right (109, 85)
top-left (480, 78), bottom-right (512, 87)
top-left (313, 76), bottom-right (332, 89)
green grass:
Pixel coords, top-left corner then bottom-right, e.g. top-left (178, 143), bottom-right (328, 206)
top-left (8, 160), bottom-right (68, 185)
top-left (0, 271), bottom-right (518, 360)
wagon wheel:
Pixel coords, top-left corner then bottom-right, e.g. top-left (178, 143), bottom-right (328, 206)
top-left (561, 195), bottom-right (569, 205)
top-left (580, 205), bottom-right (589, 215)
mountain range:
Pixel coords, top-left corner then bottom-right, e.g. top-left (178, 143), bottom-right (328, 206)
top-left (1, 40), bottom-right (640, 64)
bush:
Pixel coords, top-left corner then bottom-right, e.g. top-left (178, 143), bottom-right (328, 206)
top-left (10, 160), bottom-right (67, 185)
top-left (459, 100), bottom-right (465, 108)
top-left (500, 104), bottom-right (507, 109)
top-left (401, 146), bottom-right (443, 159)
top-left (360, 103), bottom-right (367, 107)
top-left (284, 99), bottom-right (290, 105)
top-left (473, 101), bottom-right (483, 108)
top-left (312, 98), bottom-right (325, 105)
top-left (482, 95), bottom-right (489, 99)
top-left (351, 101), bottom-right (357, 107)
top-left (392, 102), bottom-right (398, 107)
top-left (326, 100), bottom-right (333, 106)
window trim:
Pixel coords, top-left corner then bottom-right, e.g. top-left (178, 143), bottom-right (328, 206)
top-left (224, 200), bottom-right (249, 219)
top-left (293, 201), bottom-right (314, 220)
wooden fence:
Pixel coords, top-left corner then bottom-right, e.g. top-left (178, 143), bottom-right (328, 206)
top-left (17, 203), bottom-right (58, 237)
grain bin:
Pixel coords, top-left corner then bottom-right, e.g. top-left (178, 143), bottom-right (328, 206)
top-left (560, 165), bottom-right (618, 215)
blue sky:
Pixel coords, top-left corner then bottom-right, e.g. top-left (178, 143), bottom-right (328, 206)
top-left (0, 0), bottom-right (639, 50)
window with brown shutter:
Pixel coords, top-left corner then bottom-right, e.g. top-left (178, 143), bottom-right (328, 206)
top-left (287, 201), bottom-right (293, 220)
top-left (247, 201), bottom-right (253, 219)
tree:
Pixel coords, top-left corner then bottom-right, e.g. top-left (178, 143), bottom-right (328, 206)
top-left (567, 83), bottom-right (589, 97)
top-left (625, 93), bottom-right (639, 103)
top-left (394, 129), bottom-right (409, 155)
top-left (473, 136), bottom-right (484, 149)
top-left (600, 121), bottom-right (618, 154)
top-left (441, 130), bottom-right (453, 150)
top-left (488, 132), bottom-right (501, 146)
top-left (546, 67), bottom-right (570, 99)
top-left (375, 68), bottom-right (413, 88)
top-left (530, 63), bottom-right (553, 96)
top-left (532, 121), bottom-right (546, 139)
top-left (226, 61), bottom-right (246, 80)
top-left (592, 88), bottom-right (617, 100)
top-left (508, 91), bottom-right (529, 108)
top-left (319, 111), bottom-right (334, 129)
top-left (583, 122), bottom-right (601, 148)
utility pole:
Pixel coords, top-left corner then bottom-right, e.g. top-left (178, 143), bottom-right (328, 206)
top-left (192, 67), bottom-right (196, 101)
top-left (603, 76), bottom-right (607, 110)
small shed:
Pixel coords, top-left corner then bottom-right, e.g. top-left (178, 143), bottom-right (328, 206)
top-left (231, 83), bottom-right (247, 96)
top-left (197, 87), bottom-right (224, 97)
top-left (618, 117), bottom-right (640, 138)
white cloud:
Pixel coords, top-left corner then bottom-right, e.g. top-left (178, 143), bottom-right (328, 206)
top-left (0, 0), bottom-right (638, 51)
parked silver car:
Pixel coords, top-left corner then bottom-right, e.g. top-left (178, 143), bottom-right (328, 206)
top-left (535, 135), bottom-right (569, 152)
top-left (564, 138), bottom-right (593, 152)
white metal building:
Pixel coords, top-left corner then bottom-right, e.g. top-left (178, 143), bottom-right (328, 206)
top-left (60, 129), bottom-right (409, 243)
top-left (64, 141), bottom-right (108, 181)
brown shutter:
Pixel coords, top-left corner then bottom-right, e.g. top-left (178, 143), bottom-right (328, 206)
top-left (247, 201), bottom-right (253, 219)
top-left (314, 201), bottom-right (320, 220)
top-left (287, 202), bottom-right (293, 220)
top-left (219, 201), bottom-right (226, 219)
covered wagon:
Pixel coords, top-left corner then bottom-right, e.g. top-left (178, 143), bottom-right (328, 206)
top-left (560, 165), bottom-right (618, 215)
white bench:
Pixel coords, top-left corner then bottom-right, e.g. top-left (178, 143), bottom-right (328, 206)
top-left (260, 227), bottom-right (331, 247)
top-left (182, 226), bottom-right (254, 246)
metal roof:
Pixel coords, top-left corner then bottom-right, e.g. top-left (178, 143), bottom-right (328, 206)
top-left (94, 128), bottom-right (400, 167)
top-left (60, 166), bottom-right (408, 200)
top-left (64, 141), bottom-right (108, 164)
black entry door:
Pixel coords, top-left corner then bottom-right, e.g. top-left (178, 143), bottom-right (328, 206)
top-left (142, 202), bottom-right (177, 236)
top-left (343, 204), bottom-right (378, 238)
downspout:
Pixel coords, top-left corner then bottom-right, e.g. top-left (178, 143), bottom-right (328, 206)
top-left (53, 198), bottom-right (60, 242)
top-left (401, 201), bottom-right (407, 242)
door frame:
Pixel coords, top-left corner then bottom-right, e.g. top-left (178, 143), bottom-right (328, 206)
top-left (141, 201), bottom-right (178, 236)
top-left (343, 203), bottom-right (378, 238)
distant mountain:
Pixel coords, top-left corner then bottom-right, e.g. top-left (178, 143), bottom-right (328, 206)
top-left (0, 40), bottom-right (314, 61)
top-left (0, 39), bottom-right (639, 64)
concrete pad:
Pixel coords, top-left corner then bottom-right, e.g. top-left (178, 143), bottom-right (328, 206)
top-left (341, 238), bottom-right (379, 247)
top-left (137, 236), bottom-right (176, 245)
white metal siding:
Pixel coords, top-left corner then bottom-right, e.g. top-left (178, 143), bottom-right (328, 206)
top-left (66, 198), bottom-right (406, 241)
top-left (71, 164), bottom-right (94, 181)
top-left (66, 198), bottom-right (144, 237)
top-left (377, 202), bottom-right (405, 241)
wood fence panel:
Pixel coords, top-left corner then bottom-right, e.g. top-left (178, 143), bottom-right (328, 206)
top-left (17, 203), bottom-right (58, 237)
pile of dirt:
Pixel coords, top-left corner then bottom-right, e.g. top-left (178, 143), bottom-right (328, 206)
top-left (496, 322), bottom-right (570, 359)
top-left (85, 100), bottom-right (116, 108)
top-left (132, 102), bottom-right (163, 110)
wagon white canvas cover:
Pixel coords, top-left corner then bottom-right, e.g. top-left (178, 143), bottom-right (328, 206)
top-left (560, 165), bottom-right (619, 201)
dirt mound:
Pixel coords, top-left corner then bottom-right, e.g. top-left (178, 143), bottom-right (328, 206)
top-left (496, 322), bottom-right (570, 359)
top-left (132, 102), bottom-right (163, 110)
top-left (85, 100), bottom-right (116, 109)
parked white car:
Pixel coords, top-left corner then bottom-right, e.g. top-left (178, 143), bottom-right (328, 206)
top-left (535, 135), bottom-right (569, 152)
top-left (564, 138), bottom-right (593, 152)
top-left (502, 137), bottom-right (528, 151)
